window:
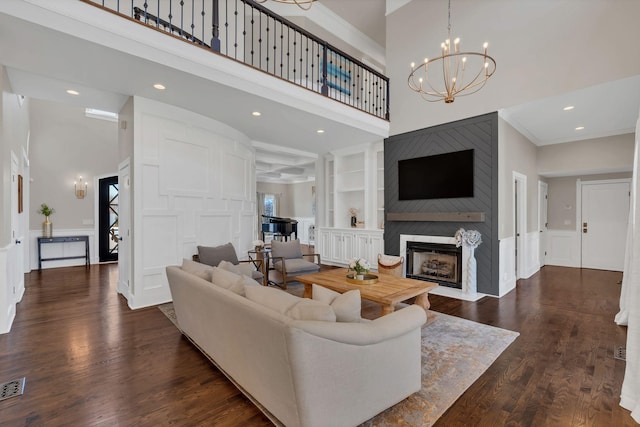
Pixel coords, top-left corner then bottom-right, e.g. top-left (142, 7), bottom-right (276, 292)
top-left (264, 194), bottom-right (276, 217)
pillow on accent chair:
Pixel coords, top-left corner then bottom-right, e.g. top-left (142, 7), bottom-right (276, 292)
top-left (312, 284), bottom-right (361, 322)
top-left (197, 243), bottom-right (239, 266)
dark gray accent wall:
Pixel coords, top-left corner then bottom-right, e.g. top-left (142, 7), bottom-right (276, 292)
top-left (384, 112), bottom-right (500, 295)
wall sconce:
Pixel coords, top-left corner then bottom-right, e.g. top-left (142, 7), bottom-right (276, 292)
top-left (74, 176), bottom-right (88, 199)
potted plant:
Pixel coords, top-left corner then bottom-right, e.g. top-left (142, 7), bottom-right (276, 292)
top-left (37, 203), bottom-right (55, 238)
top-left (348, 257), bottom-right (370, 280)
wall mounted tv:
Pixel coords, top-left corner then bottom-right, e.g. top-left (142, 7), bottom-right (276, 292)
top-left (398, 149), bottom-right (474, 200)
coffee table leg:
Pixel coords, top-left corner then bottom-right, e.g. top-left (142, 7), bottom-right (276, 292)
top-left (381, 304), bottom-right (395, 316)
top-left (414, 293), bottom-right (430, 311)
top-left (414, 293), bottom-right (437, 323)
top-left (303, 283), bottom-right (312, 299)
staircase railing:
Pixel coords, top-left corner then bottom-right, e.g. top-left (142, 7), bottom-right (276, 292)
top-left (81, 0), bottom-right (390, 120)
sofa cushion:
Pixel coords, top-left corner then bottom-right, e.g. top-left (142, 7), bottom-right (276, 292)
top-left (197, 242), bottom-right (239, 266)
top-left (273, 258), bottom-right (320, 274)
top-left (286, 299), bottom-right (336, 322)
top-left (181, 258), bottom-right (214, 281)
top-left (245, 285), bottom-right (301, 314)
top-left (270, 239), bottom-right (303, 260)
top-left (238, 274), bottom-right (262, 288)
top-left (211, 266), bottom-right (245, 295)
top-left (312, 284), bottom-right (361, 322)
top-left (245, 285), bottom-right (336, 322)
top-left (218, 259), bottom-right (253, 277)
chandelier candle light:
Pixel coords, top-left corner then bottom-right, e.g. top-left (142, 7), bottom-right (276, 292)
top-left (408, 0), bottom-right (496, 103)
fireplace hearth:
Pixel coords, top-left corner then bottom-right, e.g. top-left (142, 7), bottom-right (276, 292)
top-left (406, 241), bottom-right (462, 289)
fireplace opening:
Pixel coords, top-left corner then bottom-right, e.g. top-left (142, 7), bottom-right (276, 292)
top-left (406, 241), bottom-right (462, 289)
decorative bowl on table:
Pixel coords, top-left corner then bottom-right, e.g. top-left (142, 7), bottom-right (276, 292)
top-left (346, 273), bottom-right (378, 285)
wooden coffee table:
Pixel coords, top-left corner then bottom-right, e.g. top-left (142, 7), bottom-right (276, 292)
top-left (295, 268), bottom-right (438, 317)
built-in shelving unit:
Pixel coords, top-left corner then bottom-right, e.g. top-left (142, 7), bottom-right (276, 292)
top-left (319, 142), bottom-right (385, 267)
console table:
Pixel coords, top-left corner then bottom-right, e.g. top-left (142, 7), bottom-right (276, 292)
top-left (37, 235), bottom-right (90, 270)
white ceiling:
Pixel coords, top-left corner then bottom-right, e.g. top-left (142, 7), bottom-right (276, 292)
top-left (2, 1), bottom-right (638, 184)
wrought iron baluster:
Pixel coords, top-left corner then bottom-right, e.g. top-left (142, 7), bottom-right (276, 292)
top-left (212, 0), bottom-right (220, 51)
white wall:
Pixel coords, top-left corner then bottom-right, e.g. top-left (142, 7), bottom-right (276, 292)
top-left (29, 99), bottom-right (119, 232)
top-left (125, 97), bottom-right (256, 309)
top-left (386, 0), bottom-right (640, 136)
top-left (547, 172), bottom-right (632, 231)
top-left (538, 134), bottom-right (634, 176)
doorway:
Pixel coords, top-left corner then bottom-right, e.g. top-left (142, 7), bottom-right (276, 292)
top-left (513, 172), bottom-right (527, 280)
top-left (538, 181), bottom-right (548, 267)
top-left (580, 179), bottom-right (630, 271)
top-left (98, 176), bottom-right (119, 262)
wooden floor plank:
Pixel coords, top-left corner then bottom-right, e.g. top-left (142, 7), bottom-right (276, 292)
top-left (0, 264), bottom-right (635, 426)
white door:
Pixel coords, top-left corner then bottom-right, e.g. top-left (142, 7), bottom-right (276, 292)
top-left (539, 181), bottom-right (548, 267)
top-left (118, 160), bottom-right (131, 296)
top-left (581, 180), bottom-right (630, 271)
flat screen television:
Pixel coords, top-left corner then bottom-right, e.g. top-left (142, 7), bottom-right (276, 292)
top-left (398, 149), bottom-right (474, 200)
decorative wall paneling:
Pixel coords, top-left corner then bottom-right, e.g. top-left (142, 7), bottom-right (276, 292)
top-left (129, 98), bottom-right (255, 309)
top-left (545, 230), bottom-right (581, 268)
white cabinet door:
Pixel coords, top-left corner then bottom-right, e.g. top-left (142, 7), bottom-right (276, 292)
top-left (317, 229), bottom-right (332, 262)
top-left (330, 231), bottom-right (344, 262)
top-left (354, 233), bottom-right (370, 260)
top-left (368, 233), bottom-right (384, 267)
top-left (342, 232), bottom-right (356, 263)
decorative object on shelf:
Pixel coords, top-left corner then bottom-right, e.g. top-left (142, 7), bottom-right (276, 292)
top-left (254, 0), bottom-right (316, 10)
top-left (74, 176), bottom-right (88, 199)
top-left (37, 203), bottom-right (55, 238)
top-left (348, 208), bottom-right (358, 228)
top-left (408, 0), bottom-right (496, 103)
top-left (348, 257), bottom-right (370, 280)
top-left (252, 239), bottom-right (265, 251)
top-left (454, 228), bottom-right (482, 294)
top-left (346, 273), bottom-right (379, 285)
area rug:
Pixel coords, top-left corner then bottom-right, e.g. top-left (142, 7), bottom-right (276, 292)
top-left (158, 304), bottom-right (519, 426)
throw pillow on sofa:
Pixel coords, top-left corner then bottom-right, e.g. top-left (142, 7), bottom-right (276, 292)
top-left (211, 266), bottom-right (246, 296)
top-left (218, 259), bottom-right (253, 277)
top-left (181, 258), bottom-right (214, 281)
top-left (244, 285), bottom-right (336, 322)
top-left (287, 299), bottom-right (336, 322)
top-left (312, 284), bottom-right (361, 322)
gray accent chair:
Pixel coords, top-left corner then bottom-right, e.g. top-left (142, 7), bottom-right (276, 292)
top-left (268, 239), bottom-right (321, 289)
top-left (194, 242), bottom-right (265, 285)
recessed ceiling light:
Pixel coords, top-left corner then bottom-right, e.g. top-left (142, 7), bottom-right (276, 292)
top-left (66, 89), bottom-right (80, 96)
top-left (563, 105), bottom-right (575, 111)
top-left (317, 129), bottom-right (325, 134)
top-left (252, 111), bottom-right (261, 116)
top-left (575, 126), bottom-right (585, 131)
top-left (153, 83), bottom-right (166, 90)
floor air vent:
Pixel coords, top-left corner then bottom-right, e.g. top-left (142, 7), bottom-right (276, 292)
top-left (0, 377), bottom-right (26, 402)
top-left (614, 346), bottom-right (626, 361)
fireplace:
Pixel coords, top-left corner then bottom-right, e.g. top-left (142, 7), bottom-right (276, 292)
top-left (406, 241), bottom-right (462, 288)
top-left (400, 234), bottom-right (480, 300)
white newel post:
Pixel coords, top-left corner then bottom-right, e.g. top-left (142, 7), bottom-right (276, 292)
top-left (456, 229), bottom-right (482, 295)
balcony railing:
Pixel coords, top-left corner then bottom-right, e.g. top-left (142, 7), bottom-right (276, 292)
top-left (81, 0), bottom-right (390, 120)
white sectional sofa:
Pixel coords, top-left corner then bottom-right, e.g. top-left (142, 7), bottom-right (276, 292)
top-left (166, 264), bottom-right (426, 427)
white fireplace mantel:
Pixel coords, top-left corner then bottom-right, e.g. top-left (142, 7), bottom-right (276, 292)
top-left (400, 234), bottom-right (484, 302)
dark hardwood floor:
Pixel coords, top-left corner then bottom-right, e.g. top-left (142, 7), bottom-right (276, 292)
top-left (0, 264), bottom-right (634, 426)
